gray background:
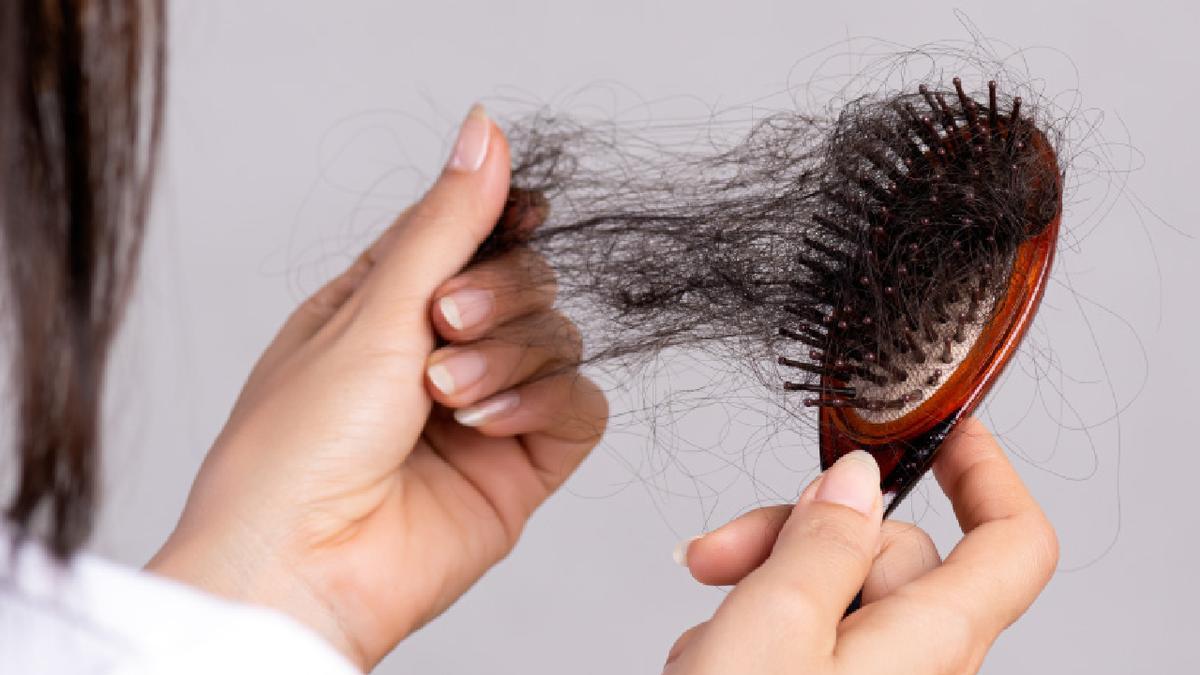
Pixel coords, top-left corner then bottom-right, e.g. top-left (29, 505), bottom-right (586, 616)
top-left (85, 1), bottom-right (1196, 673)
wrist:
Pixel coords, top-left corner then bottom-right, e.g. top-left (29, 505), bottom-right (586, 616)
top-left (147, 526), bottom-right (368, 671)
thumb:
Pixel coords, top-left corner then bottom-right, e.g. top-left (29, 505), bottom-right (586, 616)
top-left (358, 105), bottom-right (512, 322)
top-left (711, 451), bottom-right (883, 652)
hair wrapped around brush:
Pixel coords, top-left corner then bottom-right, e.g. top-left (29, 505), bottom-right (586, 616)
top-left (479, 78), bottom-right (1064, 419)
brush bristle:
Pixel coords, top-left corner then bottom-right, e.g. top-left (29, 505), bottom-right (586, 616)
top-left (778, 79), bottom-right (1061, 420)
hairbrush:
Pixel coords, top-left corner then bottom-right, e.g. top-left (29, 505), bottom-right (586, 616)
top-left (484, 76), bottom-right (1063, 516)
top-left (778, 79), bottom-right (1062, 514)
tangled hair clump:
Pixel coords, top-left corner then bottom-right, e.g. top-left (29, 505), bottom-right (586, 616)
top-left (487, 73), bottom-right (1065, 420)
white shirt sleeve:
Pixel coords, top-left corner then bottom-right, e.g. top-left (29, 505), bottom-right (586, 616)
top-left (0, 530), bottom-right (361, 675)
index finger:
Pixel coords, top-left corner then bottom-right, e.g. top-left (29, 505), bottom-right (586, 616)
top-left (834, 418), bottom-right (1058, 674)
top-left (925, 416), bottom-right (1059, 628)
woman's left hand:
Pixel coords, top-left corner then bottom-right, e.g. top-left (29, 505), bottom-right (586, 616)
top-left (148, 106), bottom-right (607, 670)
top-left (664, 418), bottom-right (1057, 674)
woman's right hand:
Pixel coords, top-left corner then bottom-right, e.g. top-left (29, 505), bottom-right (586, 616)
top-left (665, 417), bottom-right (1058, 674)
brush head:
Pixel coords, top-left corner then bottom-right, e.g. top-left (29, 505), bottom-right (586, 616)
top-left (777, 79), bottom-right (1063, 511)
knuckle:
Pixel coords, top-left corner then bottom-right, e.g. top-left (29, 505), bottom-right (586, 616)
top-left (544, 375), bottom-right (609, 446)
top-left (903, 525), bottom-right (939, 561)
top-left (553, 312), bottom-right (584, 362)
top-left (879, 521), bottom-right (940, 573)
top-left (574, 376), bottom-right (609, 441)
top-left (666, 621), bottom-right (706, 663)
top-left (295, 293), bottom-right (332, 321)
top-left (1022, 513), bottom-right (1060, 580)
top-left (295, 289), bottom-right (339, 322)
top-left (522, 311), bottom-right (583, 367)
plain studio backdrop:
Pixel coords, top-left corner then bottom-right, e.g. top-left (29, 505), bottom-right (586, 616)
top-left (78, 1), bottom-right (1196, 673)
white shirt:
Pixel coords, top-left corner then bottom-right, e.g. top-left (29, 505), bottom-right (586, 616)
top-left (0, 531), bottom-right (360, 674)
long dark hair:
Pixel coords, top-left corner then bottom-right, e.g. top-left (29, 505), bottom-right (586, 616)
top-left (1, 0), bottom-right (165, 557)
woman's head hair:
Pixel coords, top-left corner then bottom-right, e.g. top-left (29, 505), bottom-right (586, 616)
top-left (0, 0), bottom-right (165, 557)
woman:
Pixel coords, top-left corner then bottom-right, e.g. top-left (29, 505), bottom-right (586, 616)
top-left (0, 2), bottom-right (1058, 673)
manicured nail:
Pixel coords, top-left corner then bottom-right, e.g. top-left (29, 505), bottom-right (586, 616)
top-left (426, 350), bottom-right (488, 396)
top-left (439, 289), bottom-right (494, 331)
top-left (446, 104), bottom-right (490, 173)
top-left (672, 535), bottom-right (701, 567)
top-left (454, 390), bottom-right (520, 427)
top-left (814, 450), bottom-right (880, 516)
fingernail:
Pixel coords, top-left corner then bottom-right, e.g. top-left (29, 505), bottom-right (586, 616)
top-left (439, 289), bottom-right (494, 331)
top-left (814, 450), bottom-right (880, 516)
top-left (446, 104), bottom-right (490, 173)
top-left (426, 350), bottom-right (488, 396)
top-left (671, 535), bottom-right (701, 567)
top-left (454, 390), bottom-right (520, 427)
